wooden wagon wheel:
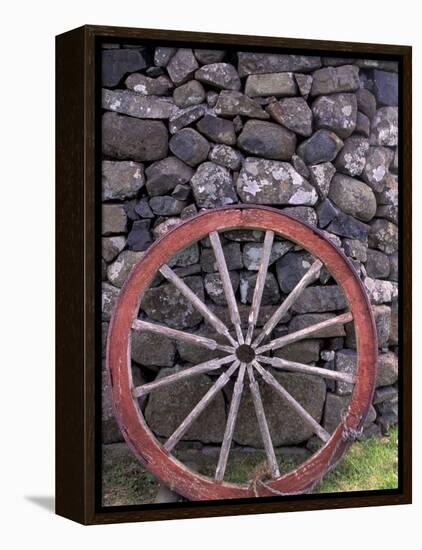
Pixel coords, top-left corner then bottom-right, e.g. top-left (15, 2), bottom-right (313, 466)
top-left (107, 205), bottom-right (378, 500)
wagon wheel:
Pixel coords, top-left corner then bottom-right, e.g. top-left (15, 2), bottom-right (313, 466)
top-left (107, 205), bottom-right (378, 500)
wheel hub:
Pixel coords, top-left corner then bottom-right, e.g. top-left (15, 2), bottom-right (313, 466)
top-left (235, 344), bottom-right (255, 364)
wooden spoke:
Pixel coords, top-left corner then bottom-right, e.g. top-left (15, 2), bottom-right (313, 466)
top-left (164, 361), bottom-right (240, 452)
top-left (209, 231), bottom-right (244, 344)
top-left (132, 319), bottom-right (234, 354)
top-left (257, 355), bottom-right (355, 384)
top-left (132, 355), bottom-right (236, 398)
top-left (159, 264), bottom-right (237, 346)
top-left (247, 364), bottom-right (280, 478)
top-left (245, 230), bottom-right (274, 345)
top-left (256, 311), bottom-right (353, 355)
top-left (253, 361), bottom-right (330, 443)
top-left (253, 259), bottom-right (323, 347)
top-left (215, 363), bottom-right (247, 481)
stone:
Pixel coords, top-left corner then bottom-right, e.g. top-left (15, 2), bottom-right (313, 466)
top-left (310, 65), bottom-right (360, 96)
top-left (172, 184), bottom-right (191, 201)
top-left (376, 352), bottom-right (398, 387)
top-left (102, 48), bottom-right (148, 86)
top-left (102, 204), bottom-right (127, 235)
top-left (389, 253), bottom-right (398, 282)
top-left (328, 174), bottom-right (377, 222)
top-left (334, 136), bottom-right (370, 177)
top-left (312, 93), bottom-right (357, 139)
top-left (370, 107), bottom-right (398, 146)
top-left (237, 157), bottom-right (318, 205)
top-left (196, 115), bottom-right (236, 145)
top-left (206, 91), bottom-right (219, 108)
top-left (154, 47), bottom-right (176, 67)
top-left (343, 239), bottom-right (368, 262)
top-left (243, 240), bottom-right (292, 270)
top-left (297, 130), bottom-right (344, 165)
top-left (140, 276), bottom-right (204, 329)
top-left (365, 249), bottom-right (390, 279)
top-left (317, 199), bottom-right (339, 228)
top-left (173, 80), bottom-right (206, 108)
top-left (102, 282), bottom-right (120, 321)
top-left (145, 369), bottom-right (226, 443)
top-left (327, 211), bottom-right (370, 241)
top-left (152, 217), bottom-right (181, 238)
top-left (266, 97), bottom-right (312, 137)
top-left (237, 120), bottom-right (296, 160)
top-left (356, 88), bottom-right (377, 119)
top-left (373, 70), bottom-right (398, 106)
top-left (200, 242), bottom-right (242, 273)
top-left (355, 112), bottom-right (370, 137)
top-left (284, 206), bottom-right (319, 227)
top-left (102, 236), bottom-right (126, 263)
top-left (102, 160), bottom-right (145, 201)
top-left (294, 73), bottom-right (313, 98)
top-left (145, 156), bottom-right (193, 196)
top-left (345, 304), bottom-right (391, 348)
top-left (102, 112), bottom-right (168, 162)
top-left (239, 271), bottom-right (280, 305)
top-left (355, 59), bottom-right (398, 72)
top-left (169, 244), bottom-right (200, 268)
top-left (237, 52), bottom-right (321, 77)
top-left (276, 251), bottom-right (315, 293)
top-left (214, 90), bottom-right (269, 119)
top-left (308, 162), bottom-right (336, 198)
top-left (209, 144), bottom-right (242, 170)
top-left (191, 162), bottom-right (237, 208)
top-left (274, 339), bottom-right (321, 363)
top-left (177, 326), bottom-right (225, 364)
top-left (292, 286), bottom-right (347, 313)
top-left (194, 49), bottom-right (226, 65)
top-left (127, 220), bottom-right (153, 251)
top-left (363, 277), bottom-right (397, 304)
top-left (376, 173), bottom-right (398, 207)
top-left (195, 63), bottom-right (241, 91)
top-left (169, 128), bottom-right (210, 166)
top-left (288, 313), bottom-right (347, 338)
top-left (376, 204), bottom-right (398, 225)
top-left (362, 146), bottom-right (394, 192)
top-left (107, 250), bottom-right (144, 288)
top-left (166, 48), bottom-right (199, 86)
top-left (291, 154), bottom-right (310, 178)
top-left (131, 329), bottom-right (176, 367)
top-left (224, 229), bottom-right (264, 243)
top-left (134, 198), bottom-right (154, 219)
top-left (125, 73), bottom-right (172, 95)
top-left (204, 271), bottom-right (240, 305)
top-left (146, 66), bottom-right (165, 77)
top-left (323, 393), bottom-right (350, 434)
top-left (244, 72), bottom-right (297, 97)
top-left (149, 196), bottom-right (187, 216)
top-left (232, 372), bottom-right (325, 446)
top-left (335, 349), bottom-right (357, 395)
top-left (168, 105), bottom-right (206, 134)
top-left (373, 386), bottom-right (398, 405)
top-left (102, 89), bottom-right (178, 119)
top-left (102, 364), bottom-right (124, 444)
top-left (369, 219), bottom-right (398, 254)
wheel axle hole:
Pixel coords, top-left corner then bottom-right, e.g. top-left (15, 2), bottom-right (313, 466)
top-left (236, 344), bottom-right (255, 364)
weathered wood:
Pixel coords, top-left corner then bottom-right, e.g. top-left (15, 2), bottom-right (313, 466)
top-left (256, 311), bottom-right (353, 354)
top-left (132, 319), bottom-right (234, 354)
top-left (132, 355), bottom-right (235, 398)
top-left (247, 364), bottom-right (280, 478)
top-left (209, 231), bottom-right (244, 344)
top-left (253, 259), bottom-right (323, 347)
top-left (159, 264), bottom-right (237, 346)
top-left (164, 361), bottom-right (240, 452)
top-left (257, 355), bottom-right (355, 384)
top-left (215, 363), bottom-right (247, 481)
top-left (253, 361), bottom-right (330, 442)
top-left (246, 230), bottom-right (274, 344)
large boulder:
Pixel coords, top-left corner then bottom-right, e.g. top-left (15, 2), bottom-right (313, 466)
top-left (328, 174), bottom-right (377, 222)
top-left (310, 65), bottom-right (360, 96)
top-left (102, 89), bottom-right (178, 119)
top-left (237, 52), bottom-right (321, 77)
top-left (312, 93), bottom-right (357, 139)
top-left (191, 162), bottom-right (237, 207)
top-left (237, 120), bottom-right (296, 160)
top-left (244, 72), bottom-right (297, 97)
top-left (266, 97), bottom-right (312, 137)
top-left (145, 156), bottom-right (193, 196)
top-left (102, 161), bottom-right (145, 200)
top-left (297, 130), bottom-right (344, 165)
top-left (169, 128), bottom-right (210, 166)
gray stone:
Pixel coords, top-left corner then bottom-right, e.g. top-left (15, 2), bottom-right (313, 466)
top-left (166, 48), bottom-right (199, 86)
top-left (152, 217), bottom-right (181, 238)
top-left (141, 276), bottom-right (204, 329)
top-left (172, 183), bottom-right (191, 201)
top-left (173, 80), bottom-right (206, 108)
top-left (135, 198), bottom-right (154, 218)
top-left (102, 89), bottom-right (178, 119)
top-left (355, 59), bottom-right (398, 72)
top-left (224, 229), bottom-right (264, 243)
top-left (102, 204), bottom-right (127, 235)
top-left (237, 52), bottom-right (321, 77)
top-left (145, 369), bottom-right (226, 443)
top-left (149, 196), bottom-right (187, 216)
top-left (214, 90), bottom-right (269, 119)
top-left (237, 120), bottom-right (296, 160)
top-left (210, 303), bottom-right (290, 329)
top-left (274, 339), bottom-right (321, 363)
top-left (200, 242), bottom-right (242, 273)
top-left (102, 364), bottom-right (124, 443)
top-left (343, 239), bottom-right (368, 262)
top-left (334, 136), bottom-right (370, 177)
top-left (327, 211), bottom-right (370, 241)
top-left (283, 206), bottom-right (318, 226)
top-left (363, 277), bottom-right (397, 304)
top-left (102, 236), bottom-right (126, 262)
top-left (168, 105), bottom-right (206, 134)
top-left (389, 253), bottom-right (398, 282)
top-left (102, 161), bottom-right (145, 200)
top-left (312, 93), bottom-right (357, 139)
top-left (375, 173), bottom-right (398, 207)
top-left (373, 386), bottom-right (398, 405)
top-left (195, 63), bottom-right (241, 91)
top-left (276, 251), bottom-right (316, 295)
top-left (355, 112), bottom-right (370, 137)
top-left (369, 219), bottom-right (398, 254)
top-left (243, 240), bottom-right (292, 270)
top-left (308, 162), bottom-right (336, 198)
top-left (102, 112), bottom-right (168, 162)
top-left (370, 107), bottom-right (398, 146)
top-left (102, 48), bottom-right (148, 86)
top-left (376, 203), bottom-right (398, 224)
top-left (145, 156), bottom-right (193, 196)
top-left (239, 271), bottom-right (280, 305)
top-left (125, 73), bottom-right (173, 95)
top-left (291, 154), bottom-right (310, 178)
top-left (127, 220), bottom-right (153, 251)
top-left (335, 349), bottom-right (357, 395)
top-left (362, 146), bottom-right (394, 192)
top-left (310, 65), bottom-right (360, 96)
top-left (328, 174), bottom-right (377, 222)
top-left (376, 352), bottom-right (398, 387)
top-left (194, 49), bottom-right (226, 65)
top-left (196, 115), bottom-right (236, 145)
top-left (102, 282), bottom-right (120, 321)
top-left (146, 66), bottom-right (165, 78)
top-left (169, 128), bottom-right (210, 166)
top-left (292, 286), bottom-right (347, 313)
top-left (294, 73), bottom-right (313, 98)
top-left (365, 249), bottom-right (390, 279)
top-left (297, 129), bottom-right (344, 165)
top-left (204, 271), bottom-right (240, 305)
top-left (169, 244), bottom-right (200, 268)
top-left (266, 97), bottom-right (312, 137)
top-left (206, 91), bottom-right (219, 108)
top-left (131, 330), bottom-right (176, 367)
top-left (107, 250), bottom-right (144, 288)
top-left (244, 72), bottom-right (297, 97)
top-left (345, 304), bottom-right (391, 348)
top-left (177, 326), bottom-right (225, 364)
top-left (323, 393), bottom-right (350, 434)
top-left (209, 144), bottom-right (242, 170)
top-left (356, 88), bottom-right (377, 119)
top-left (373, 70), bottom-right (398, 106)
top-left (191, 162), bottom-right (237, 208)
top-left (317, 199), bottom-right (339, 228)
top-left (237, 157), bottom-right (318, 205)
top-left (154, 47), bottom-right (176, 67)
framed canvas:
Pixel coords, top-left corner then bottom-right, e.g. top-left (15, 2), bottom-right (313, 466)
top-left (56, 24), bottom-right (412, 525)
